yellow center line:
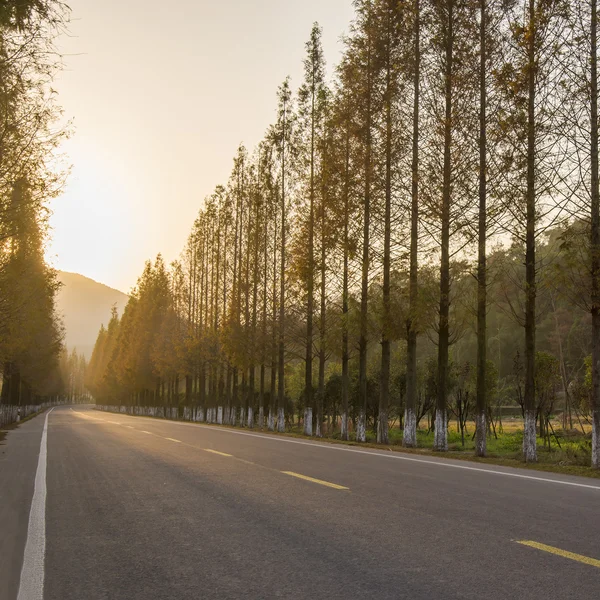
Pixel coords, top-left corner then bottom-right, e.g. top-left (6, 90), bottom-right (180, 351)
top-left (282, 471), bottom-right (349, 490)
top-left (203, 448), bottom-right (233, 457)
top-left (165, 437), bottom-right (182, 443)
top-left (125, 426), bottom-right (134, 429)
top-left (516, 540), bottom-right (600, 568)
top-left (140, 431), bottom-right (153, 435)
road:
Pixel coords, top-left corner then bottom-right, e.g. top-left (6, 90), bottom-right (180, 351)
top-left (1, 405), bottom-right (600, 599)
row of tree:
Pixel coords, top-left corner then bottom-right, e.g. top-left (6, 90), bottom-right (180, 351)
top-left (88, 0), bottom-right (600, 467)
top-left (0, 1), bottom-right (71, 405)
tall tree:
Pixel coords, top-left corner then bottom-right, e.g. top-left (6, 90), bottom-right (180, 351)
top-left (272, 78), bottom-right (294, 432)
top-left (475, 0), bottom-right (489, 457)
top-left (297, 23), bottom-right (327, 436)
top-left (427, 0), bottom-right (478, 451)
top-left (376, 0), bottom-right (405, 444)
top-left (497, 0), bottom-right (568, 461)
top-left (403, 0), bottom-right (421, 448)
top-left (345, 0), bottom-right (378, 443)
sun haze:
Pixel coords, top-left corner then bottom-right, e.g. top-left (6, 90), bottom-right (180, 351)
top-left (47, 0), bottom-right (355, 292)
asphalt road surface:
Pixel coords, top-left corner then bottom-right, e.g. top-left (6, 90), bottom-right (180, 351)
top-left (1, 405), bottom-right (600, 600)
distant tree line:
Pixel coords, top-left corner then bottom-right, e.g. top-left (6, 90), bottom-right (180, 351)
top-left (88, 0), bottom-right (600, 467)
top-left (0, 1), bottom-right (71, 405)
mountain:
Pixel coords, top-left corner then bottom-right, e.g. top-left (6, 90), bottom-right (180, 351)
top-left (56, 271), bottom-right (129, 359)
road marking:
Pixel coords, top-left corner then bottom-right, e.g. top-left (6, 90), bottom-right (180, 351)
top-left (145, 421), bottom-right (600, 491)
top-left (70, 409), bottom-right (97, 420)
top-left (126, 426), bottom-right (134, 429)
top-left (165, 437), bottom-right (182, 443)
top-left (517, 540), bottom-right (600, 568)
top-left (17, 408), bottom-right (54, 600)
top-left (87, 409), bottom-right (600, 491)
top-left (282, 471), bottom-right (349, 490)
top-left (203, 448), bottom-right (232, 457)
top-left (107, 421), bottom-right (121, 425)
top-left (140, 431), bottom-right (153, 435)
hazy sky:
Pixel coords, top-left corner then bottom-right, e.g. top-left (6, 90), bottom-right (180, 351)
top-left (47, 0), bottom-right (356, 293)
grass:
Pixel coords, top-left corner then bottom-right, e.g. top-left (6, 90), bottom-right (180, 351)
top-left (319, 419), bottom-right (599, 478)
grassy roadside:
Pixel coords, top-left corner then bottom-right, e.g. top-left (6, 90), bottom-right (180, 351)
top-left (93, 407), bottom-right (600, 480)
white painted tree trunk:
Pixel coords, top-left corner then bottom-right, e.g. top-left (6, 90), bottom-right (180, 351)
top-left (403, 408), bottom-right (417, 447)
top-left (258, 406), bottom-right (264, 429)
top-left (341, 412), bottom-right (348, 440)
top-left (198, 408), bottom-right (205, 423)
top-left (593, 411), bottom-right (600, 468)
top-left (377, 410), bottom-right (388, 444)
top-left (356, 412), bottom-right (366, 442)
top-left (238, 407), bottom-right (245, 427)
top-left (217, 406), bottom-right (223, 424)
top-left (247, 406), bottom-right (254, 429)
top-left (267, 408), bottom-right (274, 431)
top-left (523, 410), bottom-right (537, 462)
top-left (304, 408), bottom-right (313, 436)
top-left (433, 410), bottom-right (448, 451)
top-left (277, 407), bottom-right (285, 432)
top-left (230, 409), bottom-right (236, 426)
top-left (315, 417), bottom-right (321, 438)
top-left (475, 411), bottom-right (486, 457)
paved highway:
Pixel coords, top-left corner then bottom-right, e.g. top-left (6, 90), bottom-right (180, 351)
top-left (1, 405), bottom-right (599, 599)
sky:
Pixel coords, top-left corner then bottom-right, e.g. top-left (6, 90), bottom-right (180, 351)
top-left (47, 0), bottom-right (356, 293)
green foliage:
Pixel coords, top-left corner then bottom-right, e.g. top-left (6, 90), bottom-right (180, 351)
top-left (0, 2), bottom-right (69, 404)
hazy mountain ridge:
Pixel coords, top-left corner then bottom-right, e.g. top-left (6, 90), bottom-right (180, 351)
top-left (56, 271), bottom-right (129, 359)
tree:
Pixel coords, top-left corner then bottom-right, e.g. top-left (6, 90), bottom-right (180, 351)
top-left (497, 0), bottom-right (569, 461)
top-left (272, 78), bottom-right (295, 432)
top-left (375, 0), bottom-right (407, 444)
top-left (0, 1), bottom-right (68, 406)
top-left (403, 0), bottom-right (422, 449)
top-left (426, 0), bottom-right (478, 451)
top-left (344, 0), bottom-right (379, 442)
top-left (297, 23), bottom-right (327, 435)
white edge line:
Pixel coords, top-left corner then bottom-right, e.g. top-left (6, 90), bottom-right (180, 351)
top-left (17, 407), bottom-right (54, 600)
top-left (83, 409), bottom-right (600, 491)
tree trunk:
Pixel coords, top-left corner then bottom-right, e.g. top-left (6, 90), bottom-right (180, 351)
top-left (278, 95), bottom-right (288, 434)
top-left (317, 200), bottom-right (326, 438)
top-left (435, 0), bottom-right (453, 452)
top-left (379, 17), bottom-right (393, 445)
top-left (475, 0), bottom-right (488, 458)
top-left (358, 14), bottom-right (373, 443)
top-left (404, 0), bottom-right (420, 449)
top-left (270, 204), bottom-right (278, 432)
top-left (305, 71), bottom-right (316, 437)
top-left (523, 0), bottom-right (537, 463)
top-left (591, 0), bottom-right (600, 468)
top-left (341, 107), bottom-right (351, 442)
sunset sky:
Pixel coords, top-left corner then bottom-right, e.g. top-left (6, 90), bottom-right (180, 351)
top-left (47, 0), bottom-right (355, 293)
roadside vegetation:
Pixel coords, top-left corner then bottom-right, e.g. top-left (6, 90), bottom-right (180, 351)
top-left (0, 1), bottom-right (80, 412)
top-left (88, 0), bottom-right (600, 469)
